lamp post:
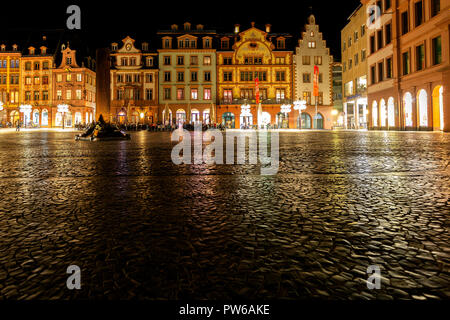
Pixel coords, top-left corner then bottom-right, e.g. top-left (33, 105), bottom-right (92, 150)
top-left (280, 104), bottom-right (291, 128)
top-left (19, 104), bottom-right (32, 128)
top-left (57, 104), bottom-right (69, 130)
top-left (294, 100), bottom-right (307, 129)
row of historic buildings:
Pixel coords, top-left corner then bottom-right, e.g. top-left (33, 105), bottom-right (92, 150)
top-left (105, 16), bottom-right (337, 129)
top-left (342, 0), bottom-right (449, 131)
top-left (0, 35), bottom-right (96, 128)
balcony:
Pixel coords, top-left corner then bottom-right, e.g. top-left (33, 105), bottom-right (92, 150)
top-left (219, 98), bottom-right (293, 105)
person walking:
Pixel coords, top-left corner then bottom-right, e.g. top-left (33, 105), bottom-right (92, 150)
top-left (16, 121), bottom-right (20, 132)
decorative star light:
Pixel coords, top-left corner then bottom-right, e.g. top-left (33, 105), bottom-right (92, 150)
top-left (293, 100), bottom-right (307, 111)
top-left (281, 104), bottom-right (292, 113)
top-left (57, 104), bottom-right (69, 113)
top-left (240, 104), bottom-right (252, 117)
top-left (19, 104), bottom-right (32, 113)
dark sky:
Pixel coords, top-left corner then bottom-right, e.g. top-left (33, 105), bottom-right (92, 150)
top-left (2, 0), bottom-right (361, 60)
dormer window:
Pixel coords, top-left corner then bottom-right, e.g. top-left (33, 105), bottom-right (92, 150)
top-left (66, 57), bottom-right (72, 65)
top-left (0, 45), bottom-right (5, 51)
top-left (163, 38), bottom-right (172, 49)
top-left (184, 22), bottom-right (191, 30)
top-left (196, 24), bottom-right (204, 30)
top-left (221, 38), bottom-right (229, 49)
top-left (203, 38), bottom-right (211, 49)
top-left (146, 57), bottom-right (153, 66)
top-left (41, 47), bottom-right (47, 55)
top-left (171, 24), bottom-right (178, 31)
top-left (142, 42), bottom-right (149, 51)
top-left (112, 43), bottom-right (118, 51)
top-left (276, 38), bottom-right (285, 49)
top-left (12, 45), bottom-right (18, 51)
top-left (29, 47), bottom-right (35, 55)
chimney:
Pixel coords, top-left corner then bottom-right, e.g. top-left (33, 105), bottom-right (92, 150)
top-left (234, 24), bottom-right (240, 34)
top-left (265, 24), bottom-right (271, 33)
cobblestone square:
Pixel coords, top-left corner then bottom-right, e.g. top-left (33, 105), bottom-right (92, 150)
top-left (0, 130), bottom-right (449, 300)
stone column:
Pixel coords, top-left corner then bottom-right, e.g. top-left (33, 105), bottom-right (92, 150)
top-left (443, 71), bottom-right (450, 132)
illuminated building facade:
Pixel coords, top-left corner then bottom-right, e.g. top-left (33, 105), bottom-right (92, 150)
top-left (52, 44), bottom-right (96, 128)
top-left (0, 44), bottom-right (21, 127)
top-left (157, 23), bottom-right (216, 125)
top-left (217, 22), bottom-right (294, 129)
top-left (363, 0), bottom-right (449, 131)
top-left (110, 36), bottom-right (158, 124)
top-left (341, 4), bottom-right (369, 129)
top-left (294, 15), bottom-right (334, 130)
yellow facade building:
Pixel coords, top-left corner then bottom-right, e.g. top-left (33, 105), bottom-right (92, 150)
top-left (0, 44), bottom-right (21, 126)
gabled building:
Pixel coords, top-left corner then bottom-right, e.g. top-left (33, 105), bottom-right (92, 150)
top-left (217, 22), bottom-right (294, 129)
top-left (110, 36), bottom-right (158, 124)
top-left (157, 23), bottom-right (217, 125)
top-left (294, 14), bottom-right (334, 129)
top-left (52, 43), bottom-right (96, 128)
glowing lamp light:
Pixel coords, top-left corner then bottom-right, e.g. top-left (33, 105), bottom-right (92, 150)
top-left (0, 101), bottom-right (3, 111)
top-left (331, 109), bottom-right (339, 116)
top-left (57, 104), bottom-right (69, 113)
top-left (293, 100), bottom-right (307, 111)
top-left (240, 104), bottom-right (252, 117)
top-left (140, 113), bottom-right (145, 119)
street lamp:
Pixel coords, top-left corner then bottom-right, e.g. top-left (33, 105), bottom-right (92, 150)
top-left (294, 100), bottom-right (307, 129)
top-left (57, 104), bottom-right (69, 130)
top-left (19, 104), bottom-right (32, 128)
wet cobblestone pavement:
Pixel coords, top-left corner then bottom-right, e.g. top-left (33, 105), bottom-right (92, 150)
top-left (0, 130), bottom-right (449, 300)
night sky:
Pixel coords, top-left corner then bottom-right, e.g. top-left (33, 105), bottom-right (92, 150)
top-left (2, 0), bottom-right (361, 60)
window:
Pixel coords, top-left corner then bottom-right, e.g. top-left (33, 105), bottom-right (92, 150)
top-left (204, 38), bottom-right (211, 49)
top-left (349, 37), bottom-right (352, 47)
top-left (57, 90), bottom-right (62, 100)
top-left (43, 91), bottom-right (48, 101)
top-left (146, 74), bottom-right (153, 83)
top-left (224, 89), bottom-right (233, 103)
top-left (163, 56), bottom-right (171, 65)
top-left (77, 74), bottom-right (82, 82)
top-left (203, 56), bottom-right (211, 65)
top-left (361, 25), bottom-right (366, 37)
top-left (177, 72), bottom-right (184, 82)
top-left (361, 50), bottom-right (367, 62)
top-left (349, 59), bottom-right (353, 70)
top-left (318, 92), bottom-right (323, 105)
top-left (177, 88), bottom-right (184, 100)
top-left (191, 71), bottom-right (198, 82)
top-left (145, 89), bottom-right (153, 100)
top-left (402, 51), bottom-right (410, 75)
top-left (240, 89), bottom-right (254, 99)
top-left (223, 72), bottom-right (232, 82)
top-left (277, 39), bottom-right (285, 49)
top-left (117, 89), bottom-right (123, 100)
top-left (416, 44), bottom-right (425, 71)
top-left (204, 71), bottom-right (211, 82)
top-left (343, 41), bottom-right (346, 51)
top-left (415, 1), bottom-right (423, 27)
top-left (34, 76), bottom-right (40, 85)
top-left (354, 31), bottom-right (359, 42)
top-left (164, 72), bottom-right (171, 82)
top-left (125, 74), bottom-right (132, 83)
top-left (260, 89), bottom-right (267, 100)
top-left (43, 76), bottom-right (48, 85)
top-left (378, 62), bottom-right (384, 82)
top-left (177, 56), bottom-right (184, 65)
top-left (130, 58), bottom-right (136, 66)
top-left (308, 41), bottom-right (316, 48)
top-left (385, 23), bottom-right (392, 45)
top-left (401, 11), bottom-right (409, 35)
top-left (276, 89), bottom-right (286, 101)
top-left (43, 61), bottom-right (49, 70)
top-left (355, 53), bottom-right (359, 66)
top-left (371, 65), bottom-right (376, 84)
top-left (221, 39), bottom-right (229, 49)
top-left (191, 56), bottom-right (198, 65)
top-left (303, 73), bottom-right (311, 83)
top-left (146, 57), bottom-right (153, 66)
top-left (385, 0), bottom-right (391, 10)
top-left (204, 88), bottom-right (211, 100)
top-left (377, 0), bottom-right (383, 12)
top-left (377, 30), bottom-right (383, 50)
top-left (302, 91), bottom-right (311, 104)
top-left (66, 57), bottom-right (72, 65)
top-left (164, 88), bottom-right (171, 99)
top-left (319, 73), bottom-right (323, 83)
top-left (25, 76), bottom-right (32, 85)
top-left (191, 88), bottom-right (198, 100)
top-left (431, 0), bottom-right (440, 17)
top-left (276, 71), bottom-right (286, 81)
top-left (163, 39), bottom-right (171, 49)
top-left (314, 56), bottom-right (322, 65)
top-left (66, 74), bottom-right (72, 82)
top-left (76, 89), bottom-right (82, 100)
top-left (275, 57), bottom-right (285, 64)
top-left (370, 35), bottom-right (376, 54)
top-left (302, 56), bottom-right (311, 65)
top-left (25, 91), bottom-right (31, 101)
top-left (66, 90), bottom-right (72, 100)
top-left (432, 36), bottom-right (442, 65)
top-left (121, 58), bottom-right (128, 66)
top-left (240, 72), bottom-right (253, 82)
top-left (223, 57), bottom-right (232, 65)
top-left (25, 62), bottom-right (31, 71)
top-left (386, 57), bottom-right (393, 78)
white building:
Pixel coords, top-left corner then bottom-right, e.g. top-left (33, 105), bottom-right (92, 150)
top-left (294, 15), bottom-right (334, 129)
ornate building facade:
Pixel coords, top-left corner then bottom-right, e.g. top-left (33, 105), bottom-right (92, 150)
top-left (294, 15), bottom-right (334, 130)
top-left (52, 44), bottom-right (96, 128)
top-left (157, 23), bottom-right (216, 125)
top-left (110, 36), bottom-right (158, 124)
top-left (217, 23), bottom-right (294, 129)
top-left (0, 44), bottom-right (21, 126)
